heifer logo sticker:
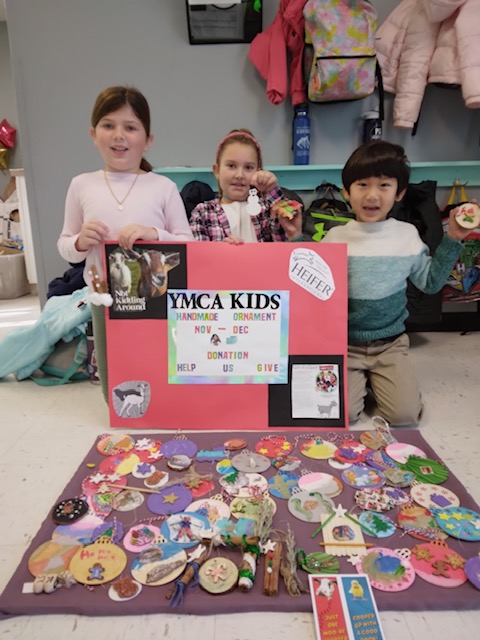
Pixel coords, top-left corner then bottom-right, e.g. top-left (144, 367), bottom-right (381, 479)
top-left (289, 249), bottom-right (335, 300)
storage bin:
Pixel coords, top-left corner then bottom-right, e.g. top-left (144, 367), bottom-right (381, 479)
top-left (0, 246), bottom-right (30, 299)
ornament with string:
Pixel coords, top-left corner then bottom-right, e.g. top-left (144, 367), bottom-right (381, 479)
top-left (245, 187), bottom-right (262, 216)
top-left (318, 504), bottom-right (370, 557)
top-left (88, 264), bottom-right (113, 307)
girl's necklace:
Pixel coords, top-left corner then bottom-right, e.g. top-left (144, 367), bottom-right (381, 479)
top-left (103, 170), bottom-right (140, 211)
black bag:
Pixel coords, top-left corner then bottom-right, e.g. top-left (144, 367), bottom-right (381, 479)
top-left (303, 181), bottom-right (354, 241)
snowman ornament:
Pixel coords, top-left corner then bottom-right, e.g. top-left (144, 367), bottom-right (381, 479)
top-left (246, 187), bottom-right (262, 216)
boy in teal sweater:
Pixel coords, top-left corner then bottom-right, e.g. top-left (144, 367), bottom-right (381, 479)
top-left (322, 141), bottom-right (470, 426)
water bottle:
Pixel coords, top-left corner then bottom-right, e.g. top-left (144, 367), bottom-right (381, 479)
top-left (293, 104), bottom-right (310, 165)
top-left (362, 108), bottom-right (382, 143)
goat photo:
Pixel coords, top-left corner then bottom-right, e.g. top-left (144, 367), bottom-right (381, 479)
top-left (105, 244), bottom-right (187, 320)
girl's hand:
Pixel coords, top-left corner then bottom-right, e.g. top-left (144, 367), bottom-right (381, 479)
top-left (223, 235), bottom-right (244, 245)
top-left (117, 224), bottom-right (158, 250)
top-left (75, 220), bottom-right (109, 251)
top-left (251, 170), bottom-right (278, 193)
top-left (448, 200), bottom-right (478, 242)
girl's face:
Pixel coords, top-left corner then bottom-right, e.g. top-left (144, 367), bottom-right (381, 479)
top-left (213, 141), bottom-right (259, 203)
top-left (90, 104), bottom-right (153, 173)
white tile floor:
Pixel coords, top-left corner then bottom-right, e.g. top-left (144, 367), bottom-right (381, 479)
top-left (0, 295), bottom-right (479, 639)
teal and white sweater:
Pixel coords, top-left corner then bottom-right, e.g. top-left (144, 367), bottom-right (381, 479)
top-left (322, 219), bottom-right (462, 343)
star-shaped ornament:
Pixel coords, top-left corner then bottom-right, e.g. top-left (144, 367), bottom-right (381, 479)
top-left (260, 539), bottom-right (277, 554)
top-left (187, 544), bottom-right (207, 563)
top-left (163, 492), bottom-right (180, 505)
top-left (334, 504), bottom-right (348, 518)
top-left (89, 472), bottom-right (107, 484)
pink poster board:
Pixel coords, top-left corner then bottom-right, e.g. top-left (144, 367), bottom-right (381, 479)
top-left (105, 241), bottom-right (348, 430)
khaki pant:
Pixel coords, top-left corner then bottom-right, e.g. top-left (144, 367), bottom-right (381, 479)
top-left (91, 303), bottom-right (109, 403)
top-left (348, 333), bottom-right (423, 426)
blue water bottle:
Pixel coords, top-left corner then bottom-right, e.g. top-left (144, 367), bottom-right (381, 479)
top-left (293, 104), bottom-right (310, 165)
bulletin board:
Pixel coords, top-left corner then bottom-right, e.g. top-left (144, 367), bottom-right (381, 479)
top-left (104, 241), bottom-right (348, 431)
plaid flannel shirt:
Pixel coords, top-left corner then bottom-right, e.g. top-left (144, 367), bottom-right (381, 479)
top-left (189, 186), bottom-right (287, 242)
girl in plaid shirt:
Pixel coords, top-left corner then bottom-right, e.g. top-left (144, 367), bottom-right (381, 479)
top-left (190, 129), bottom-right (303, 243)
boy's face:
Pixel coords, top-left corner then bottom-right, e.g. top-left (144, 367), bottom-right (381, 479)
top-left (344, 176), bottom-right (405, 224)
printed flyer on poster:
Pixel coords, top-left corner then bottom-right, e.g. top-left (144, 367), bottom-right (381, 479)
top-left (167, 289), bottom-right (289, 384)
top-left (309, 574), bottom-right (385, 640)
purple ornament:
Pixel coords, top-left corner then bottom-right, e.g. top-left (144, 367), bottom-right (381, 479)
top-left (465, 556), bottom-right (480, 590)
top-left (147, 485), bottom-right (193, 515)
top-left (161, 438), bottom-right (198, 459)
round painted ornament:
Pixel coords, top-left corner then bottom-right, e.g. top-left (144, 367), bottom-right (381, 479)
top-left (112, 489), bottom-right (145, 512)
top-left (410, 540), bottom-right (467, 587)
top-left (230, 495), bottom-right (277, 521)
top-left (219, 471), bottom-right (268, 498)
top-left (216, 459), bottom-right (236, 476)
top-left (98, 452), bottom-right (141, 476)
top-left (365, 449), bottom-right (399, 473)
top-left (51, 497), bottom-right (89, 525)
top-left (254, 435), bottom-right (293, 458)
top-left (109, 578), bottom-right (142, 602)
top-left (81, 471), bottom-right (125, 496)
top-left (399, 456), bottom-right (449, 484)
top-left (161, 436), bottom-right (198, 459)
top-left (161, 511), bottom-right (211, 547)
top-left (91, 520), bottom-right (125, 544)
top-left (131, 542), bottom-right (187, 586)
top-left (268, 471), bottom-right (300, 499)
top-left (167, 454), bottom-right (193, 471)
top-left (288, 489), bottom-right (334, 523)
top-left (69, 538), bottom-right (127, 585)
top-left (358, 511), bottom-right (396, 538)
top-left (86, 492), bottom-right (115, 518)
top-left (296, 549), bottom-right (340, 574)
top-left (188, 496), bottom-right (231, 525)
top-left (28, 537), bottom-right (81, 577)
top-left (231, 450), bottom-right (271, 473)
top-left (397, 504), bottom-right (448, 541)
top-left (97, 433), bottom-right (135, 456)
top-left (147, 485), bottom-right (193, 515)
top-left (199, 557), bottom-right (239, 594)
top-left (383, 467), bottom-right (415, 488)
top-left (123, 524), bottom-right (162, 553)
top-left (410, 483), bottom-right (460, 511)
top-left (341, 464), bottom-right (385, 489)
top-left (455, 202), bottom-right (480, 229)
top-left (223, 438), bottom-right (247, 451)
top-left (144, 470), bottom-right (169, 489)
top-left (134, 438), bottom-right (163, 462)
top-left (354, 488), bottom-right (396, 512)
top-left (132, 462), bottom-right (156, 479)
top-left (272, 455), bottom-right (302, 472)
top-left (465, 556), bottom-right (480, 590)
top-left (334, 441), bottom-right (370, 464)
top-left (431, 506), bottom-right (480, 541)
top-left (188, 478), bottom-right (216, 499)
top-left (385, 442), bottom-right (426, 465)
top-left (299, 437), bottom-right (337, 460)
top-left (356, 547), bottom-right (415, 592)
top-left (298, 472), bottom-right (343, 498)
top-left (52, 513), bottom-right (105, 545)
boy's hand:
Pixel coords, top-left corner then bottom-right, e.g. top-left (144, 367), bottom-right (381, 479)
top-left (447, 200), bottom-right (478, 241)
top-left (75, 220), bottom-right (109, 251)
top-left (251, 170), bottom-right (278, 193)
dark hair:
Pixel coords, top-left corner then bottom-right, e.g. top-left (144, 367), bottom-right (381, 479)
top-left (216, 128), bottom-right (263, 169)
top-left (342, 141), bottom-right (410, 194)
top-left (91, 86), bottom-right (153, 172)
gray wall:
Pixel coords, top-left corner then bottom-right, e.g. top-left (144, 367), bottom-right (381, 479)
top-left (3, 0), bottom-right (480, 301)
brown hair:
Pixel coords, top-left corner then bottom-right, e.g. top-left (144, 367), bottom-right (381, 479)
top-left (215, 128), bottom-right (263, 169)
top-left (91, 86), bottom-right (153, 172)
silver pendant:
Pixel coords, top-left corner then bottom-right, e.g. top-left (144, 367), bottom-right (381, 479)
top-left (118, 205), bottom-right (124, 211)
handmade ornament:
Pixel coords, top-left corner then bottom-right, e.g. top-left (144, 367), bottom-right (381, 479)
top-left (262, 540), bottom-right (283, 596)
top-left (238, 537), bottom-right (261, 591)
top-left (354, 488), bottom-right (396, 512)
top-left (0, 119), bottom-right (16, 148)
top-left (196, 447), bottom-right (229, 462)
top-left (86, 492), bottom-right (115, 518)
top-left (161, 434), bottom-right (198, 459)
top-left (28, 537), bottom-right (81, 577)
top-left (360, 415), bottom-right (397, 450)
top-left (188, 496), bottom-right (231, 525)
top-left (356, 547), bottom-right (415, 592)
top-left (296, 549), bottom-right (340, 574)
top-left (397, 504), bottom-right (448, 541)
top-left (254, 435), bottom-right (293, 458)
top-left (51, 497), bottom-right (89, 525)
top-left (383, 467), bottom-right (415, 488)
top-left (328, 458), bottom-right (352, 470)
top-left (455, 202), bottom-right (480, 229)
top-left (97, 433), bottom-right (135, 456)
top-left (399, 456), bottom-right (449, 484)
top-left (167, 454), bottom-right (193, 471)
top-left (299, 436), bottom-right (337, 460)
top-left (181, 464), bottom-right (215, 498)
top-left (365, 449), bottom-right (400, 472)
top-left (134, 438), bottom-right (163, 462)
top-left (385, 442), bottom-right (426, 465)
top-left (32, 574), bottom-right (60, 594)
top-left (144, 470), bottom-right (169, 489)
top-left (69, 537), bottom-right (127, 585)
top-left (410, 540), bottom-right (467, 588)
top-left (88, 265), bottom-right (113, 306)
top-left (288, 488), bottom-right (334, 523)
top-left (131, 542), bottom-right (187, 586)
top-left (199, 557), bottom-right (239, 594)
top-left (341, 464), bottom-right (386, 489)
top-left (112, 489), bottom-right (145, 512)
top-left (161, 512), bottom-right (211, 547)
top-left (272, 454), bottom-right (302, 472)
top-left (465, 555), bottom-right (480, 590)
top-left (132, 462), bottom-right (156, 479)
top-left (123, 524), bottom-right (162, 552)
top-left (230, 495), bottom-right (277, 522)
top-left (52, 513), bottom-right (105, 546)
top-left (224, 437), bottom-right (247, 451)
top-left (271, 198), bottom-right (302, 220)
top-left (82, 472), bottom-right (126, 496)
top-left (410, 483), bottom-right (460, 511)
top-left (91, 520), bottom-right (124, 545)
top-left (298, 471), bottom-right (343, 498)
top-left (98, 452), bottom-right (140, 477)
top-left (147, 485), bottom-right (193, 516)
top-left (219, 471), bottom-right (268, 498)
top-left (358, 512), bottom-right (396, 539)
top-left (381, 486), bottom-right (411, 506)
top-left (333, 441), bottom-right (370, 464)
top-left (431, 506), bottom-right (480, 541)
top-left (319, 505), bottom-right (368, 557)
top-left (246, 187), bottom-right (262, 216)
top-left (231, 449), bottom-right (271, 473)
top-left (216, 459), bottom-right (236, 475)
top-left (268, 472), bottom-right (300, 499)
top-left (109, 577), bottom-right (142, 601)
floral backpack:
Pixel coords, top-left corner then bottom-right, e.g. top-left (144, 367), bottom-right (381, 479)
top-left (303, 0), bottom-right (382, 105)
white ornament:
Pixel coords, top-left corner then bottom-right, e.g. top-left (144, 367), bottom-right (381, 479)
top-left (246, 188), bottom-right (261, 216)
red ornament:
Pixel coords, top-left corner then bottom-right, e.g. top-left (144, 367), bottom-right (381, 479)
top-left (0, 119), bottom-right (17, 149)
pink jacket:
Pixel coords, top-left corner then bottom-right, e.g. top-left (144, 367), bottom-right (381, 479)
top-left (248, 0), bottom-right (308, 106)
top-left (376, 0), bottom-right (480, 128)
